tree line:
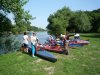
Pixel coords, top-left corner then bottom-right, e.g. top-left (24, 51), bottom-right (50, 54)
top-left (47, 7), bottom-right (100, 35)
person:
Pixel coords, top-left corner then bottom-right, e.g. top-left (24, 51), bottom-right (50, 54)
top-left (65, 32), bottom-right (70, 49)
top-left (48, 35), bottom-right (55, 45)
top-left (22, 32), bottom-right (29, 53)
top-left (66, 32), bottom-right (70, 42)
top-left (30, 32), bottom-right (38, 57)
top-left (62, 32), bottom-right (69, 55)
top-left (60, 34), bottom-right (66, 38)
top-left (48, 35), bottom-right (53, 42)
top-left (56, 37), bottom-right (61, 45)
top-left (74, 33), bottom-right (80, 40)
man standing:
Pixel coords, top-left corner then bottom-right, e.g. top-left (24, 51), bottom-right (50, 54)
top-left (22, 32), bottom-right (29, 53)
top-left (30, 33), bottom-right (38, 57)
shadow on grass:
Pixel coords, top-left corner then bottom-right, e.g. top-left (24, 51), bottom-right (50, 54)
top-left (81, 34), bottom-right (100, 38)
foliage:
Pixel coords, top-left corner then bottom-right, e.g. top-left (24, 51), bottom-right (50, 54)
top-left (0, 0), bottom-right (30, 22)
top-left (47, 7), bottom-right (72, 35)
top-left (0, 13), bottom-right (13, 32)
top-left (0, 33), bottom-right (21, 54)
top-left (12, 25), bottom-right (27, 34)
top-left (47, 7), bottom-right (100, 33)
top-left (28, 26), bottom-right (45, 31)
top-left (0, 0), bottom-right (34, 33)
top-left (68, 11), bottom-right (91, 32)
top-left (97, 27), bottom-right (100, 32)
top-left (85, 9), bottom-right (100, 32)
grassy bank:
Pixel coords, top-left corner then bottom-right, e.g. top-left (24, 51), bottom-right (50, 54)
top-left (0, 33), bottom-right (100, 75)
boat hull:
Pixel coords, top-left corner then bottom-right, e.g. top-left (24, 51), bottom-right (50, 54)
top-left (43, 45), bottom-right (68, 55)
top-left (36, 50), bottom-right (57, 62)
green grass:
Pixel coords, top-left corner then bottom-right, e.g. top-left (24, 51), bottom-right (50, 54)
top-left (0, 33), bottom-right (100, 75)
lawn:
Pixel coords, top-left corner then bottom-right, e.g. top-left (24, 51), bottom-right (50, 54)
top-left (0, 33), bottom-right (100, 75)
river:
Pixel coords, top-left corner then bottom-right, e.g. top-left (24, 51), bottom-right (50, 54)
top-left (17, 31), bottom-right (50, 47)
top-left (0, 31), bottom-right (50, 54)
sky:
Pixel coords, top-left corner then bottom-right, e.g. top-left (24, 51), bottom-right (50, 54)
top-left (9, 0), bottom-right (100, 29)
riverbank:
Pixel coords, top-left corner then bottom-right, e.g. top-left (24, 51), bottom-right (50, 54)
top-left (0, 33), bottom-right (100, 75)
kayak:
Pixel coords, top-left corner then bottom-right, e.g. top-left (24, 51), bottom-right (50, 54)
top-left (69, 40), bottom-right (89, 47)
top-left (36, 50), bottom-right (57, 62)
top-left (76, 40), bottom-right (89, 45)
top-left (28, 47), bottom-right (57, 62)
top-left (42, 45), bottom-right (68, 55)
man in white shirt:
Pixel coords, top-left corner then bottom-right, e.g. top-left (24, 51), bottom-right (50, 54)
top-left (22, 32), bottom-right (29, 53)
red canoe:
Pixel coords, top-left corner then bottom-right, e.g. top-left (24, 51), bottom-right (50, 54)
top-left (36, 44), bottom-right (68, 55)
top-left (36, 45), bottom-right (62, 52)
top-left (44, 45), bottom-right (63, 52)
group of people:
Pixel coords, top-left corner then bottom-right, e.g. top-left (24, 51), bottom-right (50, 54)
top-left (21, 31), bottom-right (80, 57)
top-left (48, 32), bottom-right (70, 51)
top-left (48, 32), bottom-right (80, 49)
top-left (22, 32), bottom-right (38, 57)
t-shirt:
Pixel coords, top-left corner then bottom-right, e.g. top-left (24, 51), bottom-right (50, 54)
top-left (30, 36), bottom-right (38, 45)
top-left (23, 35), bottom-right (29, 44)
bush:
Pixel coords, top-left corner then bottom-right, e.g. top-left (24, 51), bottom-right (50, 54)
top-left (0, 33), bottom-right (21, 54)
top-left (97, 27), bottom-right (100, 32)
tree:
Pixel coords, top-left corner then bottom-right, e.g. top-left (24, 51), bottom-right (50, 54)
top-left (0, 13), bottom-right (12, 33)
top-left (68, 11), bottom-right (91, 32)
top-left (0, 0), bottom-right (33, 33)
top-left (85, 9), bottom-right (100, 32)
top-left (67, 15), bottom-right (76, 32)
top-left (47, 7), bottom-right (72, 35)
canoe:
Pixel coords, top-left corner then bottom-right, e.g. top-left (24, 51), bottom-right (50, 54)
top-left (69, 40), bottom-right (89, 45)
top-left (68, 40), bottom-right (89, 47)
top-left (42, 45), bottom-right (68, 55)
top-left (44, 45), bottom-right (62, 52)
top-left (36, 50), bottom-right (57, 62)
top-left (76, 40), bottom-right (89, 45)
top-left (28, 47), bottom-right (57, 62)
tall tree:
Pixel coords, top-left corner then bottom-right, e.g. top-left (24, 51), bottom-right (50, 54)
top-left (0, 13), bottom-right (12, 33)
top-left (47, 7), bottom-right (72, 35)
top-left (68, 11), bottom-right (91, 32)
top-left (0, 0), bottom-right (33, 33)
top-left (86, 9), bottom-right (100, 32)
